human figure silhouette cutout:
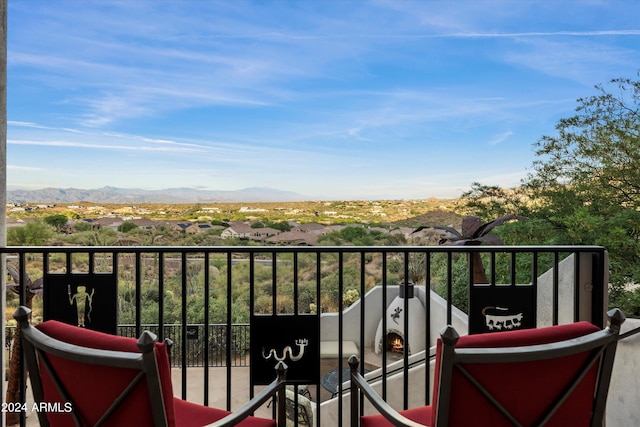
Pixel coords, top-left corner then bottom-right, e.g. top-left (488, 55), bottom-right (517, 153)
top-left (68, 285), bottom-right (95, 327)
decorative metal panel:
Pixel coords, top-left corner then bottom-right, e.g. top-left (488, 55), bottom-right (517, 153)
top-left (469, 284), bottom-right (536, 335)
top-left (250, 314), bottom-right (319, 386)
top-left (44, 273), bottom-right (118, 335)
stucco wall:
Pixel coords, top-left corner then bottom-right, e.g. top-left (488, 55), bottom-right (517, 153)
top-left (607, 318), bottom-right (640, 426)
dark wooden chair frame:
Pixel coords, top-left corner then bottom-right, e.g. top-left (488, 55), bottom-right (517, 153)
top-left (15, 306), bottom-right (288, 427)
top-left (349, 308), bottom-right (625, 427)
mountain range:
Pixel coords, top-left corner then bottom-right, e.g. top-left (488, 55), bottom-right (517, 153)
top-left (7, 186), bottom-right (310, 204)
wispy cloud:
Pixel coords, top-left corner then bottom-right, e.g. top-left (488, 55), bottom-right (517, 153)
top-left (9, 122), bottom-right (212, 151)
top-left (501, 38), bottom-right (638, 85)
top-left (8, 121), bottom-right (48, 129)
top-left (8, 139), bottom-right (207, 153)
top-left (489, 131), bottom-right (513, 146)
top-left (433, 30), bottom-right (640, 39)
top-left (7, 165), bottom-right (42, 171)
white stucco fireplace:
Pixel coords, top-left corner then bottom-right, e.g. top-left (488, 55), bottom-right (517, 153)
top-left (373, 283), bottom-right (426, 355)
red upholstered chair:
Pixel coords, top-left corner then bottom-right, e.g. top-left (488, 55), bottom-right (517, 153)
top-left (14, 306), bottom-right (287, 427)
top-left (349, 308), bottom-right (625, 427)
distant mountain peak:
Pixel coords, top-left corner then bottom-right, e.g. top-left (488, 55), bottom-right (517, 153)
top-left (7, 186), bottom-right (310, 204)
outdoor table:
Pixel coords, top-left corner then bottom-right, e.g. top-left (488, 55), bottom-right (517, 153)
top-left (321, 367), bottom-right (370, 397)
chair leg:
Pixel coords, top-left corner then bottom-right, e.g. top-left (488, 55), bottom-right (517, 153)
top-left (276, 362), bottom-right (287, 427)
top-left (349, 355), bottom-right (360, 427)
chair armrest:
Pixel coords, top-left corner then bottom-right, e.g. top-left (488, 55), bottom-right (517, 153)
top-left (208, 361), bottom-right (288, 427)
top-left (349, 356), bottom-right (425, 427)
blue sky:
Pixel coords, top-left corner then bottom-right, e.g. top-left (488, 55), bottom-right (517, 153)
top-left (7, 0), bottom-right (640, 200)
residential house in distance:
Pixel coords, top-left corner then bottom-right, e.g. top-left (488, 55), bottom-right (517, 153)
top-left (249, 227), bottom-right (280, 240)
top-left (196, 223), bottom-right (219, 232)
top-left (89, 216), bottom-right (124, 230)
top-left (220, 221), bottom-right (255, 239)
top-left (238, 206), bottom-right (267, 213)
top-left (324, 224), bottom-right (347, 233)
top-left (130, 218), bottom-right (159, 231)
top-left (220, 221), bottom-right (280, 241)
top-left (265, 231), bottom-right (319, 246)
top-left (291, 222), bottom-right (327, 234)
top-left (264, 222), bottom-right (331, 246)
top-left (199, 207), bottom-right (220, 213)
top-left (162, 220), bottom-right (200, 234)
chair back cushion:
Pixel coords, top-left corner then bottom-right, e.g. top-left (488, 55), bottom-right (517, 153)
top-left (433, 321), bottom-right (600, 426)
top-left (36, 321), bottom-right (175, 427)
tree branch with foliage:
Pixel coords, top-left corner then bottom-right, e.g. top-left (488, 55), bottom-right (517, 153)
top-left (525, 76), bottom-right (640, 213)
top-left (520, 74), bottom-right (640, 311)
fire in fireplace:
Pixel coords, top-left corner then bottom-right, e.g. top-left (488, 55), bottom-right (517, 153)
top-left (387, 333), bottom-right (404, 353)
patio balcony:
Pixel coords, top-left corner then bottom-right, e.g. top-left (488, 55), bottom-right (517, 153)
top-left (3, 245), bottom-right (639, 427)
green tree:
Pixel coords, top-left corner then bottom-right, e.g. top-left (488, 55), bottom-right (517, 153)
top-left (522, 75), bottom-right (640, 304)
top-left (526, 76), bottom-right (640, 215)
top-left (73, 221), bottom-right (92, 232)
top-left (118, 221), bottom-right (139, 233)
top-left (7, 221), bottom-right (54, 245)
top-left (43, 214), bottom-right (68, 232)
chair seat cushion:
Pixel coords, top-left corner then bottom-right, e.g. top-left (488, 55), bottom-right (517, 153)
top-left (361, 405), bottom-right (432, 427)
top-left (36, 321), bottom-right (176, 426)
top-left (433, 321), bottom-right (601, 426)
top-left (173, 398), bottom-right (276, 427)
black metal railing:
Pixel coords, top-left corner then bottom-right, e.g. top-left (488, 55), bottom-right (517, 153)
top-left (118, 323), bottom-right (251, 367)
top-left (6, 323), bottom-right (251, 367)
top-left (1, 245), bottom-right (614, 427)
